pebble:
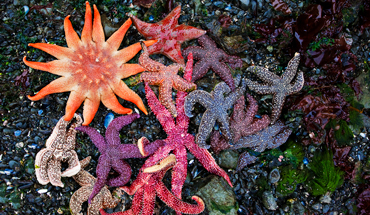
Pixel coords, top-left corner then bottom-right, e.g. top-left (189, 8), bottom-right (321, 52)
top-left (262, 191), bottom-right (278, 210)
top-left (269, 168), bottom-right (280, 183)
top-left (104, 113), bottom-right (114, 128)
top-left (14, 130), bottom-right (21, 137)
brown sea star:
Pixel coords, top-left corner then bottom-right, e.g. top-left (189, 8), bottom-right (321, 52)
top-left (24, 2), bottom-right (156, 125)
top-left (130, 5), bottom-right (206, 65)
top-left (137, 54), bottom-right (231, 212)
top-left (70, 157), bottom-right (122, 215)
top-left (245, 52), bottom-right (304, 124)
top-left (100, 154), bottom-right (205, 215)
top-left (139, 42), bottom-right (196, 117)
top-left (230, 120), bottom-right (292, 171)
top-left (184, 76), bottom-right (246, 149)
top-left (76, 114), bottom-right (164, 203)
top-left (182, 35), bottom-right (243, 91)
top-left (35, 114), bottom-right (82, 187)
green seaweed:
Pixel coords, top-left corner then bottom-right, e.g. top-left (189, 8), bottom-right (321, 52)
top-left (305, 149), bottom-right (344, 196)
top-left (281, 140), bottom-right (305, 167)
top-left (277, 165), bottom-right (308, 196)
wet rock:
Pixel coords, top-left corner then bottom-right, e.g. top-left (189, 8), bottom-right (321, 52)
top-left (312, 203), bottom-right (322, 211)
top-left (262, 191), bottom-right (277, 210)
top-left (218, 150), bottom-right (239, 169)
top-left (8, 160), bottom-right (20, 170)
top-left (356, 71), bottom-right (370, 108)
top-left (319, 193), bottom-right (332, 204)
top-left (240, 0), bottom-right (250, 10)
top-left (268, 168), bottom-right (280, 184)
top-left (196, 176), bottom-right (237, 215)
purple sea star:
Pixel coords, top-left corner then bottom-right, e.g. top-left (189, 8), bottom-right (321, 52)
top-left (230, 120), bottom-right (292, 171)
top-left (76, 114), bottom-right (164, 203)
top-left (184, 76), bottom-right (246, 149)
top-left (245, 53), bottom-right (304, 124)
top-left (182, 35), bottom-right (243, 91)
top-left (35, 114), bottom-right (82, 187)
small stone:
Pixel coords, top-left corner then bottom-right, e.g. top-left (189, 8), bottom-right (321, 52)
top-left (14, 130), bottom-right (21, 137)
top-left (319, 193), bottom-right (332, 204)
top-left (218, 150), bottom-right (239, 169)
top-left (262, 191), bottom-right (278, 210)
top-left (312, 203), bottom-right (322, 211)
top-left (267, 45), bottom-right (273, 52)
top-left (269, 168), bottom-right (280, 183)
top-left (8, 160), bottom-right (20, 170)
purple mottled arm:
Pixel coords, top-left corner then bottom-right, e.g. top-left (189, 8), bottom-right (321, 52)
top-left (76, 126), bottom-right (106, 151)
top-left (105, 114), bottom-right (140, 146)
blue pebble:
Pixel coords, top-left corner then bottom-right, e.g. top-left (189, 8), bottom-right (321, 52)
top-left (38, 109), bottom-right (43, 115)
top-left (14, 130), bottom-right (21, 137)
top-left (214, 124), bottom-right (219, 130)
top-left (24, 6), bottom-right (29, 16)
top-left (225, 5), bottom-right (232, 10)
top-left (303, 157), bottom-right (309, 165)
top-left (149, 15), bottom-right (154, 22)
top-left (255, 114), bottom-right (262, 119)
top-left (28, 143), bottom-right (38, 149)
top-left (104, 113), bottom-right (115, 128)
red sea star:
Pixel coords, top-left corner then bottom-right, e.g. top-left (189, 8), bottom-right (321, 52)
top-left (100, 154), bottom-right (205, 215)
top-left (76, 114), bottom-right (164, 203)
top-left (24, 2), bottom-right (156, 125)
top-left (139, 42), bottom-right (197, 117)
top-left (182, 35), bottom-right (243, 90)
top-left (137, 54), bottom-right (231, 212)
top-left (130, 5), bottom-right (206, 65)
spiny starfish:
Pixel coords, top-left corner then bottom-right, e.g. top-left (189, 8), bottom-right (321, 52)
top-left (230, 120), bottom-right (292, 171)
top-left (184, 76), bottom-right (246, 149)
top-left (245, 52), bottom-right (304, 124)
top-left (76, 114), bottom-right (164, 203)
top-left (100, 154), bottom-right (205, 215)
top-left (70, 157), bottom-right (122, 215)
top-left (24, 2), bottom-right (156, 125)
top-left (139, 42), bottom-right (196, 117)
top-left (229, 94), bottom-right (271, 142)
top-left (182, 35), bottom-right (243, 91)
top-left (35, 114), bottom-right (82, 187)
top-left (138, 54), bottom-right (231, 212)
top-left (130, 5), bottom-right (206, 65)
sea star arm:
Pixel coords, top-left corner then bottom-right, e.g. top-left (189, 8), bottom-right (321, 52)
top-left (92, 5), bottom-right (105, 45)
top-left (184, 90), bottom-right (213, 117)
top-left (271, 92), bottom-right (286, 124)
top-left (130, 16), bottom-right (161, 39)
top-left (144, 82), bottom-right (176, 133)
top-left (60, 150), bottom-right (81, 177)
top-left (174, 24), bottom-right (207, 43)
top-left (100, 189), bottom-right (143, 215)
top-left (171, 147), bottom-right (188, 199)
top-left (225, 79), bottom-right (246, 109)
top-left (196, 110), bottom-right (216, 148)
top-left (69, 185), bottom-right (92, 215)
top-left (288, 71), bottom-right (304, 95)
top-left (268, 128), bottom-right (292, 149)
top-left (47, 158), bottom-right (63, 187)
top-left (236, 151), bottom-right (258, 171)
top-left (217, 114), bottom-right (233, 142)
top-left (64, 114), bottom-right (82, 150)
top-left (45, 115), bottom-right (68, 148)
top-left (105, 114), bottom-right (140, 146)
top-left (117, 64), bottom-right (145, 79)
top-left (172, 75), bottom-right (197, 92)
top-left (22, 58), bottom-right (72, 77)
top-left (142, 182), bottom-right (156, 215)
top-left (158, 81), bottom-right (178, 117)
top-left (137, 137), bottom-right (167, 157)
top-left (64, 15), bottom-right (81, 50)
top-left (106, 160), bottom-right (131, 187)
top-left (27, 77), bottom-right (76, 101)
top-left (64, 91), bottom-right (85, 121)
top-left (156, 182), bottom-right (205, 214)
top-left (106, 19), bottom-right (131, 51)
top-left (244, 79), bottom-right (276, 94)
top-left (115, 40), bottom-right (157, 64)
top-left (81, 2), bottom-right (93, 44)
top-left (242, 115), bottom-right (271, 137)
top-left (210, 62), bottom-right (236, 91)
top-left (101, 88), bottom-right (134, 116)
top-left (102, 188), bottom-right (123, 208)
top-left (112, 80), bottom-right (147, 115)
top-left (162, 42), bottom-right (184, 65)
top-left (79, 92), bottom-right (101, 126)
top-left (75, 126), bottom-right (107, 151)
top-left (139, 42), bottom-right (166, 72)
top-left (246, 66), bottom-right (280, 84)
top-left (89, 156), bottom-right (111, 203)
top-left (182, 46), bottom-right (206, 60)
top-left (35, 149), bottom-right (53, 185)
top-left (282, 52), bottom-right (301, 83)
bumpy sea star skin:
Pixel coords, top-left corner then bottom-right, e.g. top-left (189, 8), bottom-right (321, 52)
top-left (229, 94), bottom-right (271, 142)
top-left (100, 154), bottom-right (205, 215)
top-left (76, 114), bottom-right (164, 203)
top-left (70, 157), bottom-right (122, 215)
top-left (130, 5), bottom-right (206, 65)
top-left (139, 54), bottom-right (232, 213)
top-left (35, 114), bottom-right (82, 187)
top-left (139, 42), bottom-right (196, 117)
top-left (245, 53), bottom-right (304, 124)
top-left (184, 76), bottom-right (247, 149)
top-left (230, 120), bottom-right (292, 171)
top-left (24, 2), bottom-right (156, 125)
top-left (210, 130), bottom-right (232, 154)
top-left (182, 35), bottom-right (243, 91)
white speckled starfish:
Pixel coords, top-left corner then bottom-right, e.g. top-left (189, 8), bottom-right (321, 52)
top-left (70, 157), bottom-right (122, 215)
top-left (35, 114), bottom-right (82, 187)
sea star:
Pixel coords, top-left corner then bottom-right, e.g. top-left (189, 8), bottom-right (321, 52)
top-left (230, 120), bottom-right (292, 171)
top-left (35, 114), bottom-right (82, 187)
top-left (139, 42), bottom-right (196, 117)
top-left (136, 54), bottom-right (231, 212)
top-left (229, 94), bottom-right (271, 142)
top-left (70, 156), bottom-right (122, 215)
top-left (100, 154), bottom-right (205, 215)
top-left (76, 114), bottom-right (164, 203)
top-left (130, 5), bottom-right (206, 65)
top-left (184, 76), bottom-right (246, 149)
top-left (245, 52), bottom-right (304, 124)
top-left (24, 2), bottom-right (156, 125)
top-left (182, 35), bottom-right (243, 91)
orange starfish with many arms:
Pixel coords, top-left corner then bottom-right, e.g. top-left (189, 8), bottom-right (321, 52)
top-left (23, 1), bottom-right (156, 125)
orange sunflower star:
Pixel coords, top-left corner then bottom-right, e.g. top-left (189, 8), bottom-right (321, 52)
top-left (23, 1), bottom-right (156, 125)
